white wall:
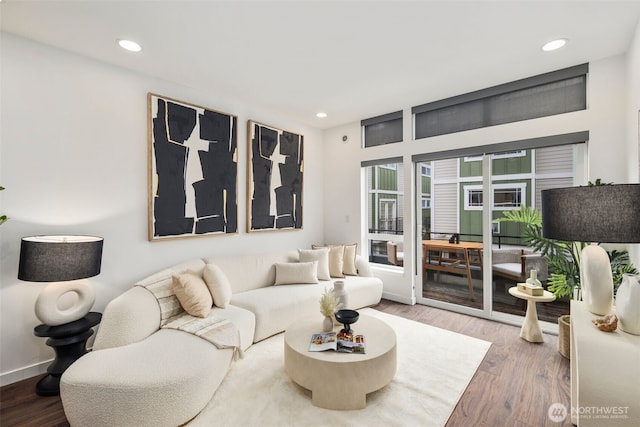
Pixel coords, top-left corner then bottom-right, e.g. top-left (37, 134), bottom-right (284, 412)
top-left (625, 19), bottom-right (640, 267)
top-left (0, 33), bottom-right (324, 384)
top-left (322, 54), bottom-right (633, 305)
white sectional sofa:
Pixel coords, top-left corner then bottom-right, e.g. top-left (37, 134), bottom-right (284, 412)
top-left (60, 250), bottom-right (383, 426)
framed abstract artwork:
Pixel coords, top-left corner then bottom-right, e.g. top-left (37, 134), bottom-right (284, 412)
top-left (148, 93), bottom-right (238, 240)
top-left (247, 120), bottom-right (303, 232)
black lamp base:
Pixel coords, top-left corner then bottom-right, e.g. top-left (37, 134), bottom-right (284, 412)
top-left (33, 312), bottom-right (102, 396)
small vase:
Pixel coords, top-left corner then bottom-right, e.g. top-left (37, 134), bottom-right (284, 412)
top-left (526, 270), bottom-right (542, 287)
top-left (322, 316), bottom-right (334, 332)
top-left (616, 273), bottom-right (640, 335)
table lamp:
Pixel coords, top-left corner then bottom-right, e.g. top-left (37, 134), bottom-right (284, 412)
top-left (541, 184), bottom-right (640, 316)
top-left (18, 235), bottom-right (103, 326)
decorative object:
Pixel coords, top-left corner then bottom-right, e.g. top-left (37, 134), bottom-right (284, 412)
top-left (319, 288), bottom-right (338, 332)
top-left (148, 93), bottom-right (238, 240)
top-left (526, 269), bottom-right (542, 288)
top-left (18, 235), bottom-right (103, 326)
top-left (592, 313), bottom-right (618, 332)
top-left (558, 315), bottom-right (570, 359)
top-left (541, 184), bottom-right (640, 315)
top-left (334, 309), bottom-right (359, 334)
top-left (322, 316), bottom-right (333, 332)
top-left (616, 273), bottom-right (640, 335)
top-left (34, 312), bottom-right (101, 396)
top-left (333, 280), bottom-right (348, 309)
top-left (247, 120), bottom-right (303, 232)
top-left (516, 282), bottom-right (543, 296)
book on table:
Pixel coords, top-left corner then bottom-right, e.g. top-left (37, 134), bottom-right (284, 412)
top-left (308, 331), bottom-right (366, 354)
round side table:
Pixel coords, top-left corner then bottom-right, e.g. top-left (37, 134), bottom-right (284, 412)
top-left (34, 312), bottom-right (102, 396)
top-left (508, 287), bottom-right (555, 343)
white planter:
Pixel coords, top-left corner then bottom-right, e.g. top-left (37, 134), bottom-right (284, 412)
top-left (616, 273), bottom-right (640, 335)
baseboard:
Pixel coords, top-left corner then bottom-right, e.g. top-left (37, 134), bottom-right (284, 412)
top-left (0, 359), bottom-right (51, 387)
top-left (381, 291), bottom-right (415, 305)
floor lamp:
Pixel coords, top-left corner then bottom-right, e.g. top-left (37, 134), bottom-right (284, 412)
top-left (541, 184), bottom-right (640, 315)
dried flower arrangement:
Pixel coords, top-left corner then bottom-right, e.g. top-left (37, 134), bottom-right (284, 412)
top-left (319, 288), bottom-right (341, 317)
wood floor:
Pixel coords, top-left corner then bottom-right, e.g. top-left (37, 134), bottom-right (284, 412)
top-left (0, 299), bottom-right (570, 427)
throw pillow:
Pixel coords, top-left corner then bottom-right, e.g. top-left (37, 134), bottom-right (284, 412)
top-left (342, 243), bottom-right (358, 276)
top-left (203, 263), bottom-right (232, 308)
top-left (299, 248), bottom-right (331, 280)
top-left (171, 271), bottom-right (213, 318)
top-left (313, 244), bottom-right (345, 278)
top-left (274, 261), bottom-right (318, 285)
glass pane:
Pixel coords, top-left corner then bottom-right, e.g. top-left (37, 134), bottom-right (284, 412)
top-left (419, 157), bottom-right (484, 310)
top-left (365, 162), bottom-right (404, 265)
top-left (491, 146), bottom-right (573, 323)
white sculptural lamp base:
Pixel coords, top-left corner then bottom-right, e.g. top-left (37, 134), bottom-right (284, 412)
top-left (580, 244), bottom-right (613, 316)
top-left (35, 279), bottom-right (95, 326)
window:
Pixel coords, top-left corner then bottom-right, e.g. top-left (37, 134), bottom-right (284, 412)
top-left (494, 186), bottom-right (523, 208)
top-left (363, 159), bottom-right (404, 264)
top-left (362, 111), bottom-right (403, 148)
top-left (421, 164), bottom-right (431, 176)
top-left (412, 64), bottom-right (588, 139)
top-left (464, 183), bottom-right (526, 211)
top-left (421, 197), bottom-right (431, 209)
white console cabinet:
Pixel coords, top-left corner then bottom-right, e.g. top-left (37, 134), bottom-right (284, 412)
top-left (570, 300), bottom-right (640, 426)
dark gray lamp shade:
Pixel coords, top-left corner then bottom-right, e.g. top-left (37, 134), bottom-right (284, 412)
top-left (541, 184), bottom-right (640, 243)
top-left (18, 236), bottom-right (103, 282)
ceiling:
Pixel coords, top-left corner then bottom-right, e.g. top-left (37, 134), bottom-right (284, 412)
top-left (2, 0), bottom-right (640, 130)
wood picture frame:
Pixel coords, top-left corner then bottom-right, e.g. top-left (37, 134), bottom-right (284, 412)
top-left (148, 93), bottom-right (238, 240)
top-left (247, 120), bottom-right (303, 232)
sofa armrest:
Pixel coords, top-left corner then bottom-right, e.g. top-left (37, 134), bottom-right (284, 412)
top-left (93, 286), bottom-right (161, 350)
top-left (355, 255), bottom-right (374, 277)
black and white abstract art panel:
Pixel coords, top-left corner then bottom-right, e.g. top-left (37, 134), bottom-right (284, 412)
top-left (248, 121), bottom-right (303, 232)
top-left (148, 94), bottom-right (238, 240)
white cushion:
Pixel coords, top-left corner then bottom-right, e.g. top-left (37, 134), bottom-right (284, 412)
top-left (299, 248), bottom-right (330, 280)
top-left (203, 263), bottom-right (233, 308)
top-left (274, 261), bottom-right (318, 285)
top-left (313, 244), bottom-right (345, 278)
top-left (342, 243), bottom-right (358, 276)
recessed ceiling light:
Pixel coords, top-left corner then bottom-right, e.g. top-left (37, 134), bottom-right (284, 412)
top-left (542, 38), bottom-right (568, 52)
top-left (117, 39), bottom-right (142, 52)
top-left (316, 112), bottom-right (327, 118)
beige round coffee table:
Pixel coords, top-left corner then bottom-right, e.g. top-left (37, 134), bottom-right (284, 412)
top-left (284, 313), bottom-right (397, 410)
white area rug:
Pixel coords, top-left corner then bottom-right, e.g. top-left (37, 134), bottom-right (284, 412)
top-left (190, 308), bottom-right (491, 427)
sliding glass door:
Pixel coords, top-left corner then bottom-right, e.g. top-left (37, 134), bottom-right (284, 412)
top-left (415, 140), bottom-right (585, 323)
top-left (417, 156), bottom-right (485, 311)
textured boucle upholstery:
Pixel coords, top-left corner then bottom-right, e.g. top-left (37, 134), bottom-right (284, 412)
top-left (60, 251), bottom-right (381, 426)
top-left (232, 274), bottom-right (383, 342)
top-left (61, 329), bottom-right (231, 427)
